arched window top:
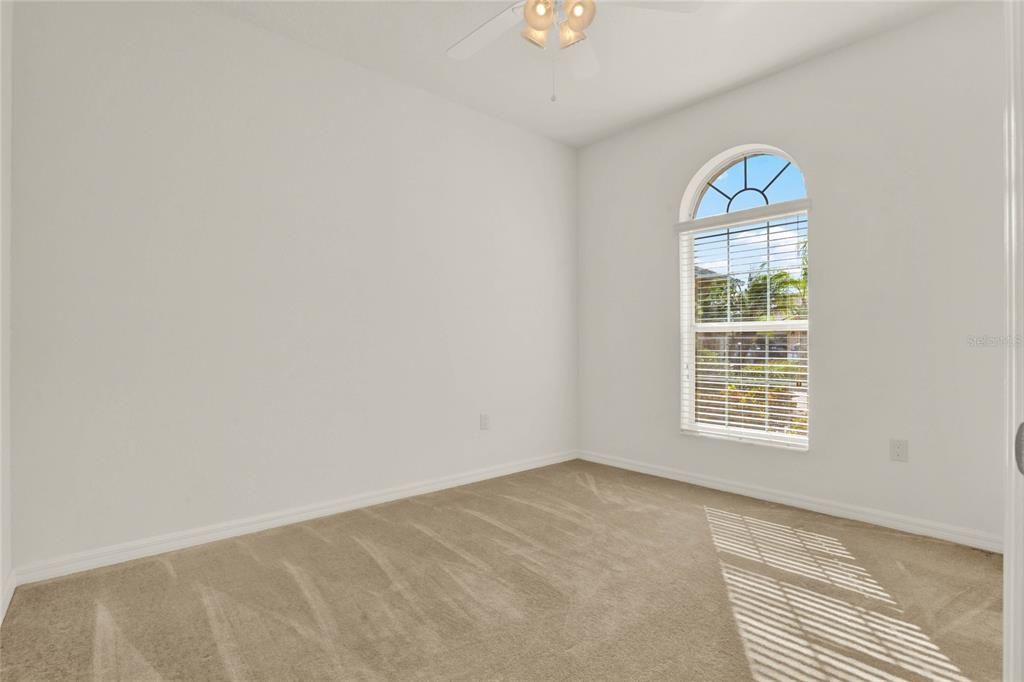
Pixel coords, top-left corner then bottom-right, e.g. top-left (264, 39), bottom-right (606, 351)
top-left (693, 153), bottom-right (806, 219)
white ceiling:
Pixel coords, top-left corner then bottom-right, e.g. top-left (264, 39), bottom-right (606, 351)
top-left (219, 1), bottom-right (939, 146)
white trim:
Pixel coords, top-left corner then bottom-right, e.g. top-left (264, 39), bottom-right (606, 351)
top-left (12, 451), bottom-right (576, 587)
top-left (681, 424), bottom-right (808, 451)
top-left (579, 450), bottom-right (1003, 553)
top-left (677, 199), bottom-right (810, 234)
top-left (0, 0), bottom-right (9, 633)
top-left (0, 571), bottom-right (12, 625)
top-left (1004, 0), bottom-right (1024, 678)
top-left (5, 450), bottom-right (1003, 601)
top-left (695, 320), bottom-right (808, 333)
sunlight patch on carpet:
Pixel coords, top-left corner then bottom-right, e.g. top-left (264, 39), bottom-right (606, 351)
top-left (706, 507), bottom-right (970, 682)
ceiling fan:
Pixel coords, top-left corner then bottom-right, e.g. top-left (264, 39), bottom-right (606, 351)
top-left (446, 0), bottom-right (699, 62)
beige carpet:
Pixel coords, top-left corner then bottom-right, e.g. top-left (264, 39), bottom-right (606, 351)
top-left (0, 460), bottom-right (1003, 681)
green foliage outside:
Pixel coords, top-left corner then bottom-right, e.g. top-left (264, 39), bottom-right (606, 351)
top-left (693, 239), bottom-right (808, 435)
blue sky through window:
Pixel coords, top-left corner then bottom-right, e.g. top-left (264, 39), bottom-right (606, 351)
top-left (694, 154), bottom-right (806, 219)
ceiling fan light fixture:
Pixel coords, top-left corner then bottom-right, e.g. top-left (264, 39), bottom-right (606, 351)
top-left (521, 25), bottom-right (548, 48)
top-left (524, 0), bottom-right (555, 30)
top-left (558, 21), bottom-right (586, 49)
top-left (564, 0), bottom-right (596, 32)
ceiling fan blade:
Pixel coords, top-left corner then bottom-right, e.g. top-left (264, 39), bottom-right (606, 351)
top-left (567, 40), bottom-right (600, 81)
top-left (446, 2), bottom-right (524, 60)
top-left (615, 1), bottom-right (700, 13)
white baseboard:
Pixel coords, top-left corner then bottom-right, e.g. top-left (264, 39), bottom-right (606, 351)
top-left (579, 450), bottom-right (1003, 553)
top-left (11, 448), bottom-right (1000, 592)
top-left (1, 570), bottom-right (13, 625)
top-left (13, 451), bottom-right (576, 587)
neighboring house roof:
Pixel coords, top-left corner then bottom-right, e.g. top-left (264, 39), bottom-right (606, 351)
top-left (695, 266), bottom-right (743, 285)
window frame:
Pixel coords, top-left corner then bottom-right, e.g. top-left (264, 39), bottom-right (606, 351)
top-left (677, 156), bottom-right (810, 451)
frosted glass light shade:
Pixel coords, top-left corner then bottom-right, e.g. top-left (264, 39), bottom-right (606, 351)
top-left (522, 25), bottom-right (547, 48)
top-left (558, 21), bottom-right (586, 49)
top-left (524, 0), bottom-right (555, 30)
top-left (564, 0), bottom-right (596, 31)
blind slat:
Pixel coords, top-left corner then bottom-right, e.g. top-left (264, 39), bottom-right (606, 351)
top-left (680, 211), bottom-right (809, 447)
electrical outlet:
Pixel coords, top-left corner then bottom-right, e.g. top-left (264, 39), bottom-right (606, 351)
top-left (889, 438), bottom-right (909, 463)
top-left (479, 413), bottom-right (490, 431)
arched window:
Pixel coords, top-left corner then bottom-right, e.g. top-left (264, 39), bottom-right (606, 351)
top-left (678, 148), bottom-right (809, 448)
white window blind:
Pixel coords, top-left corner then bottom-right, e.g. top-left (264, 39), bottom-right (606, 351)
top-left (680, 210), bottom-right (809, 448)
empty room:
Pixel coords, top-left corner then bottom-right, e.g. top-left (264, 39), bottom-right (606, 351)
top-left (1, 0), bottom-right (1023, 680)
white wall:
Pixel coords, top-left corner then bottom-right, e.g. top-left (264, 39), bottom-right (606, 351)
top-left (7, 0), bottom-right (1007, 579)
top-left (577, 3), bottom-right (1007, 548)
top-left (11, 3), bottom-right (577, 570)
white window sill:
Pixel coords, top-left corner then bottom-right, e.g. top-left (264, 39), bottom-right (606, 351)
top-left (680, 426), bottom-right (809, 452)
